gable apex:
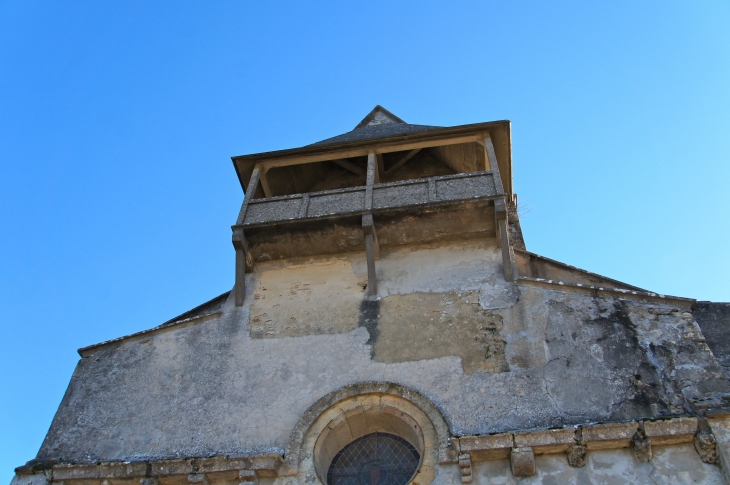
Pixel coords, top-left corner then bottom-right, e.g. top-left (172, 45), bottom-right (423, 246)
top-left (354, 105), bottom-right (406, 130)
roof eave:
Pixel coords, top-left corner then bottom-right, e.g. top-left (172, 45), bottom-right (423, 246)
top-left (231, 119), bottom-right (512, 194)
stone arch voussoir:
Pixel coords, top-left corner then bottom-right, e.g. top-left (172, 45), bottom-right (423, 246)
top-left (285, 381), bottom-right (453, 477)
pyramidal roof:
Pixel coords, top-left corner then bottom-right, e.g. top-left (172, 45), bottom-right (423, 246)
top-left (310, 105), bottom-right (441, 146)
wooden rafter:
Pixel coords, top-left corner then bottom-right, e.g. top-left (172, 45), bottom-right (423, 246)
top-left (332, 159), bottom-right (365, 176)
top-left (253, 134), bottom-right (486, 171)
top-left (376, 153), bottom-right (385, 175)
top-left (385, 149), bottom-right (421, 174)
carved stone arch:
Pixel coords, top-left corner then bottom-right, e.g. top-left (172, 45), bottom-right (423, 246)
top-left (284, 382), bottom-right (453, 485)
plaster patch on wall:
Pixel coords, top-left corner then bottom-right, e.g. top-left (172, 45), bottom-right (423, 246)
top-left (249, 260), bottom-right (366, 338)
top-left (371, 240), bottom-right (503, 297)
top-left (371, 291), bottom-right (509, 374)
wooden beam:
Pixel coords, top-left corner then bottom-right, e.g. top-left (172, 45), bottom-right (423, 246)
top-left (363, 214), bottom-right (379, 296)
top-left (494, 198), bottom-right (514, 282)
top-left (332, 159), bottom-right (365, 176)
top-left (385, 149), bottom-right (421, 173)
top-left (365, 152), bottom-right (376, 210)
top-left (232, 230), bottom-right (253, 306)
top-left (236, 166), bottom-right (261, 225)
top-left (257, 134), bottom-right (486, 171)
top-left (234, 247), bottom-right (245, 306)
top-left (376, 153), bottom-right (385, 176)
top-left (259, 167), bottom-right (273, 198)
top-left (484, 135), bottom-right (504, 194)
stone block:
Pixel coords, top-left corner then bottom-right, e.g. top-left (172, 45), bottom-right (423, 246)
top-left (249, 454), bottom-right (284, 478)
top-left (513, 427), bottom-right (576, 454)
top-left (98, 462), bottom-right (147, 479)
top-left (459, 433), bottom-right (512, 461)
top-left (197, 457), bottom-right (233, 474)
top-left (438, 440), bottom-right (459, 464)
top-left (582, 422), bottom-right (639, 450)
top-left (10, 475), bottom-right (50, 485)
top-left (150, 460), bottom-right (192, 477)
top-left (566, 444), bottom-right (587, 468)
top-left (643, 417), bottom-right (698, 445)
top-left (52, 465), bottom-right (99, 481)
top-left (510, 447), bottom-right (536, 477)
top-left (238, 470), bottom-right (258, 483)
top-left (631, 431), bottom-right (652, 463)
top-left (187, 474), bottom-right (208, 485)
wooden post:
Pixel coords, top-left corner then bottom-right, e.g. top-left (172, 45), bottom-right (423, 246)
top-left (234, 245), bottom-right (246, 306)
top-left (483, 135), bottom-right (502, 194)
top-left (376, 153), bottom-right (384, 181)
top-left (232, 167), bottom-right (261, 306)
top-left (485, 135), bottom-right (515, 281)
top-left (232, 229), bottom-right (252, 306)
top-left (363, 214), bottom-right (379, 297)
top-left (494, 199), bottom-right (514, 282)
top-left (365, 152), bottom-right (376, 210)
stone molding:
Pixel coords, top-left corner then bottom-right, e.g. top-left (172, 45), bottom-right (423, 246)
top-left (454, 416), bottom-right (705, 479)
top-left (304, 393), bottom-right (437, 485)
top-left (518, 276), bottom-right (696, 307)
top-left (284, 381), bottom-right (453, 470)
top-left (14, 416), bottom-right (719, 485)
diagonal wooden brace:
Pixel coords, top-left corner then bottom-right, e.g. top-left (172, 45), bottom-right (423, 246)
top-left (362, 214), bottom-right (380, 297)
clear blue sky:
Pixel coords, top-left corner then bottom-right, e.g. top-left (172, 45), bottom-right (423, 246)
top-left (1, 1), bottom-right (729, 481)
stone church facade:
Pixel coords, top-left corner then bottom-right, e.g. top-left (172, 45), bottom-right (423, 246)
top-left (12, 107), bottom-right (730, 484)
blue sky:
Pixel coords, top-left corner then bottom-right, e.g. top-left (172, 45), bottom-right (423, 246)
top-left (1, 1), bottom-right (729, 481)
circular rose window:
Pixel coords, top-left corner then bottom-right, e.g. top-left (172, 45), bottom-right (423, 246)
top-left (326, 432), bottom-right (421, 485)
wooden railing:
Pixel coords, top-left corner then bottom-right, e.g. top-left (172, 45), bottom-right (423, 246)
top-left (239, 170), bottom-right (499, 228)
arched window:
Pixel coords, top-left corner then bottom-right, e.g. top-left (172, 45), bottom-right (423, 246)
top-left (327, 432), bottom-right (420, 485)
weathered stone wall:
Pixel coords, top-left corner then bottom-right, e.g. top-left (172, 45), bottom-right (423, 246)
top-left (696, 302), bottom-right (730, 379)
top-left (35, 240), bottom-right (729, 470)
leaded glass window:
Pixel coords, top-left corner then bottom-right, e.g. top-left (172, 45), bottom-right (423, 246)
top-left (327, 432), bottom-right (420, 485)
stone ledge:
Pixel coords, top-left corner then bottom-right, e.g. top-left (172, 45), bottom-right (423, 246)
top-left (518, 277), bottom-right (695, 307)
top-left (643, 416), bottom-right (698, 446)
top-left (458, 433), bottom-right (512, 461)
top-left (78, 312), bottom-right (224, 356)
top-left (582, 422), bottom-right (639, 450)
top-left (513, 426), bottom-right (576, 454)
top-left (455, 416), bottom-right (704, 460)
top-left (46, 454), bottom-right (288, 483)
top-left (20, 416), bottom-right (716, 484)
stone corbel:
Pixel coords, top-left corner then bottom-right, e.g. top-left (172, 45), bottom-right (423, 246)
top-left (510, 447), bottom-right (535, 477)
top-left (631, 429), bottom-right (652, 463)
top-left (696, 418), bottom-right (719, 464)
top-left (458, 453), bottom-right (472, 484)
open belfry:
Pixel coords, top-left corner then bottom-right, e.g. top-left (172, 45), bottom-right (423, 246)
top-left (14, 107), bottom-right (730, 484)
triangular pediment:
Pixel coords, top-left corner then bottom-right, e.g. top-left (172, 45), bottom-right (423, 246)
top-left (354, 105), bottom-right (406, 130)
